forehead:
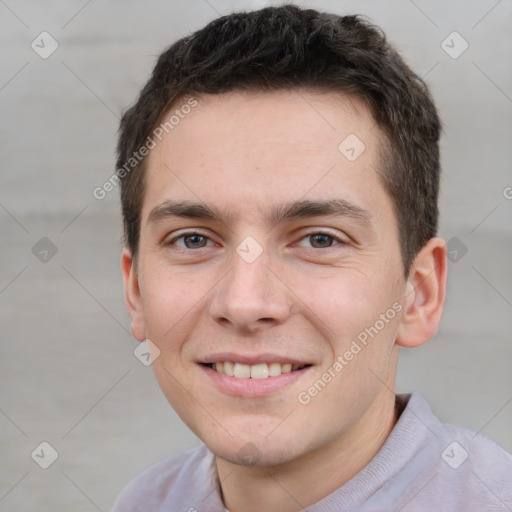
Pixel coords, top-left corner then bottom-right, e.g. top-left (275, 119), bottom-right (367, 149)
top-left (142, 89), bottom-right (391, 225)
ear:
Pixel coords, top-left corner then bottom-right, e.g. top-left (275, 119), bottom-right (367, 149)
top-left (396, 237), bottom-right (447, 348)
top-left (121, 248), bottom-right (146, 341)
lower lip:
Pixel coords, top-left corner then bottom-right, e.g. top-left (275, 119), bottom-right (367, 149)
top-left (199, 364), bottom-right (312, 398)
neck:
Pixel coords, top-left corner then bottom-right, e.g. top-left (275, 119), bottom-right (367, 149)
top-left (215, 388), bottom-right (399, 512)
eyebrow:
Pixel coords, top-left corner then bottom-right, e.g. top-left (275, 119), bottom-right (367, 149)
top-left (147, 198), bottom-right (372, 229)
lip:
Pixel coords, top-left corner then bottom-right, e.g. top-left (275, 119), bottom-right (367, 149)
top-left (199, 362), bottom-right (313, 398)
top-left (196, 352), bottom-right (311, 366)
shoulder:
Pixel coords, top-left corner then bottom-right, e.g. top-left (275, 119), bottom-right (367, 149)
top-left (440, 420), bottom-right (512, 492)
top-left (400, 393), bottom-right (512, 511)
top-left (111, 444), bottom-right (216, 512)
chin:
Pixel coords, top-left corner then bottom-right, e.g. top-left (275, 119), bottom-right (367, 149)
top-left (193, 416), bottom-right (315, 468)
top-left (208, 437), bottom-right (303, 468)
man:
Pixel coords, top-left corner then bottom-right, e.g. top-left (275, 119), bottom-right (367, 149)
top-left (112, 5), bottom-right (511, 511)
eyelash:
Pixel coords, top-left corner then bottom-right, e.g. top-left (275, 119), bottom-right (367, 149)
top-left (165, 230), bottom-right (346, 252)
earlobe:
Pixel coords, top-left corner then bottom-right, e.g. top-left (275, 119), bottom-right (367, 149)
top-left (396, 237), bottom-right (447, 349)
top-left (121, 248), bottom-right (146, 341)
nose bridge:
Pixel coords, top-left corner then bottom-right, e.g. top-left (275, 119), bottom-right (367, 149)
top-left (210, 242), bottom-right (291, 331)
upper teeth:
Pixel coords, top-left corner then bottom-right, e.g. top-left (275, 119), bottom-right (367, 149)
top-left (212, 362), bottom-right (304, 379)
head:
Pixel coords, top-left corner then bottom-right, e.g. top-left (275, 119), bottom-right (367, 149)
top-left (120, 5), bottom-right (446, 468)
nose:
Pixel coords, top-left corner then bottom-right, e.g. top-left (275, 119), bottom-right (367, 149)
top-left (209, 247), bottom-right (293, 334)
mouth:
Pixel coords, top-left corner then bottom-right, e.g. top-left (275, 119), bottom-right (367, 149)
top-left (202, 361), bottom-right (312, 379)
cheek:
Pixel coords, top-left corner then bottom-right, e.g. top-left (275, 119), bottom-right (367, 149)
top-left (140, 268), bottom-right (205, 348)
top-left (142, 271), bottom-right (204, 416)
top-left (299, 271), bottom-right (385, 339)
top-left (302, 269), bottom-right (402, 375)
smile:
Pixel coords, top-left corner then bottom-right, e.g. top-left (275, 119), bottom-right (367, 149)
top-left (204, 362), bottom-right (310, 379)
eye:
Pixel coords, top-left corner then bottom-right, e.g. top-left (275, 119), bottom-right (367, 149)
top-left (296, 231), bottom-right (345, 249)
top-left (166, 232), bottom-right (214, 250)
top-left (165, 230), bottom-right (346, 252)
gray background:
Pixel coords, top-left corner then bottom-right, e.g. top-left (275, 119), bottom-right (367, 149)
top-left (1, 0), bottom-right (511, 510)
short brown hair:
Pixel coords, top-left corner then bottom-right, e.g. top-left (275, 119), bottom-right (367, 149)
top-left (117, 4), bottom-right (441, 274)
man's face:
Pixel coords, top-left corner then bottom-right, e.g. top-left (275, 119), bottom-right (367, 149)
top-left (126, 90), bottom-right (411, 466)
